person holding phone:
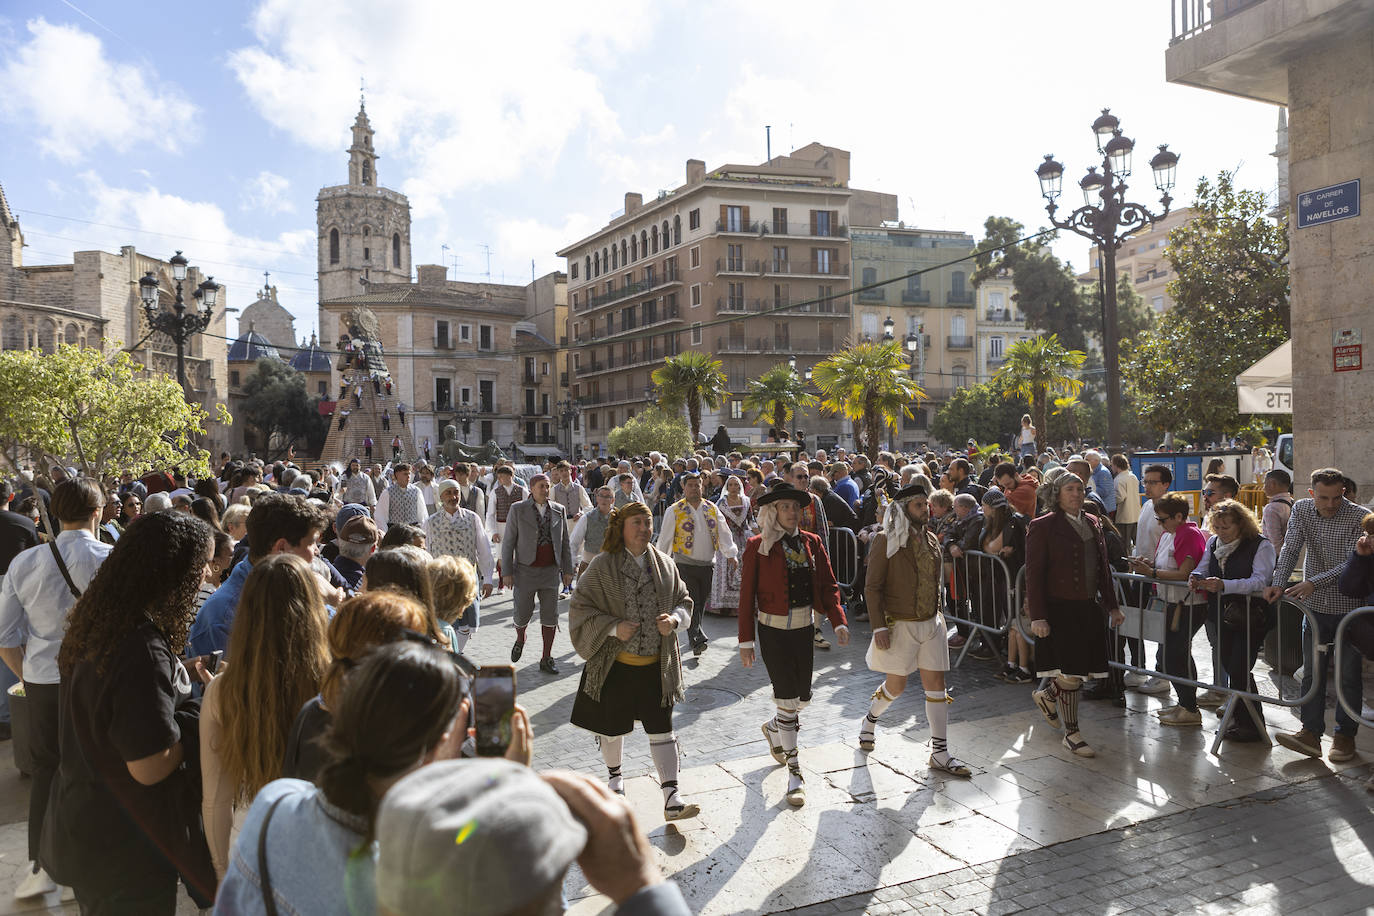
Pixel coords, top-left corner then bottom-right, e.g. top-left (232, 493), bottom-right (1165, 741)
top-left (569, 501), bottom-right (699, 821)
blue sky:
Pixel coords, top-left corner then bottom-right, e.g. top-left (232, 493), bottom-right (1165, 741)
top-left (1, 0), bottom-right (1283, 342)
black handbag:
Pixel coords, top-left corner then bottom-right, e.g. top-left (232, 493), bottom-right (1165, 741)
top-left (1221, 594), bottom-right (1269, 633)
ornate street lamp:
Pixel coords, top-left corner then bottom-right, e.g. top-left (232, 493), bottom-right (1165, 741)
top-left (1035, 109), bottom-right (1178, 452)
top-left (557, 396), bottom-right (582, 456)
top-left (138, 250), bottom-right (220, 396)
top-left (881, 315), bottom-right (895, 342)
top-left (454, 403), bottom-right (477, 438)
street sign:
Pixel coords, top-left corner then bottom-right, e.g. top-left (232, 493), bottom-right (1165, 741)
top-left (1334, 327), bottom-right (1362, 372)
top-left (1297, 179), bottom-right (1360, 229)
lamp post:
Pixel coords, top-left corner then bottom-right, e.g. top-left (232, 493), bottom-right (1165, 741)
top-left (557, 396), bottom-right (581, 458)
top-left (1035, 109), bottom-right (1179, 453)
top-left (137, 251), bottom-right (220, 397)
top-left (454, 403), bottom-right (477, 440)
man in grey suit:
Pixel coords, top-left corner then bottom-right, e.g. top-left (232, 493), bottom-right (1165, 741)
top-left (501, 473), bottom-right (574, 673)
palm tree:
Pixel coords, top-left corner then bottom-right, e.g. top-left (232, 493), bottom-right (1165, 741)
top-left (811, 341), bottom-right (924, 462)
top-left (994, 334), bottom-right (1085, 453)
top-left (651, 351), bottom-right (728, 446)
top-left (742, 363), bottom-right (818, 438)
top-left (1052, 393), bottom-right (1083, 445)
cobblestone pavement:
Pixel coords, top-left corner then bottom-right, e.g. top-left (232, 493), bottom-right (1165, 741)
top-left (0, 591), bottom-right (1370, 914)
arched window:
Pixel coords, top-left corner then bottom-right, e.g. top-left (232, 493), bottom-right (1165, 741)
top-left (631, 236), bottom-right (638, 261)
top-left (593, 252), bottom-right (600, 276)
top-left (37, 320), bottom-right (56, 354)
top-left (641, 230), bottom-right (648, 255)
top-left (662, 220), bottom-right (670, 247)
top-left (65, 323), bottom-right (81, 346)
top-left (329, 228), bottom-right (340, 264)
top-left (1, 316), bottom-right (22, 350)
top-left (620, 240), bottom-right (627, 266)
top-left (611, 245), bottom-right (618, 269)
top-left (362, 225), bottom-right (370, 238)
top-left (952, 364), bottom-right (968, 388)
top-left (673, 215), bottom-right (681, 245)
top-left (603, 248), bottom-right (610, 272)
top-left (951, 315), bottom-right (966, 337)
top-left (585, 256), bottom-right (591, 279)
top-left (361, 160), bottom-right (372, 185)
top-left (651, 226), bottom-right (659, 254)
top-left (393, 233), bottom-right (401, 268)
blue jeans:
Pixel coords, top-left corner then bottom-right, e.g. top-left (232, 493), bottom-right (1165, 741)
top-left (1300, 613), bottom-right (1364, 738)
top-left (0, 661), bottom-right (17, 724)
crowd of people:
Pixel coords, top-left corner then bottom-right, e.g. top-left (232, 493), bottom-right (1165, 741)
top-left (0, 433), bottom-right (1368, 913)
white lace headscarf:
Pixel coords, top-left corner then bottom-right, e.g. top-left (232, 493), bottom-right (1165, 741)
top-left (756, 492), bottom-right (805, 556)
top-left (881, 475), bottom-right (932, 559)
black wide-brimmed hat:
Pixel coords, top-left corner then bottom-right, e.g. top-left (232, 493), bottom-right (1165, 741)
top-left (757, 483), bottom-right (809, 507)
top-left (894, 482), bottom-right (929, 501)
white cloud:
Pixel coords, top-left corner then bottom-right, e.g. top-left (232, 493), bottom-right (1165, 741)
top-left (76, 172), bottom-right (316, 333)
top-left (0, 18), bottom-right (198, 163)
top-left (228, 0), bottom-right (663, 218)
top-left (241, 170), bottom-right (295, 215)
top-left (493, 213), bottom-right (603, 277)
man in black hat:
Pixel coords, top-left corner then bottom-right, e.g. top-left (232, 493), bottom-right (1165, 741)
top-left (737, 484), bottom-right (848, 807)
top-left (858, 481), bottom-right (972, 777)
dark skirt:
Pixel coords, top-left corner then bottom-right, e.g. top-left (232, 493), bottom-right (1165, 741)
top-left (758, 624), bottom-right (815, 702)
top-left (1034, 598), bottom-right (1110, 679)
top-left (571, 660), bottom-right (672, 736)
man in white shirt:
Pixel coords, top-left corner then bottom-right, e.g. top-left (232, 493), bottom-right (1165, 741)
top-left (551, 461), bottom-right (590, 520)
top-left (485, 466), bottom-right (526, 544)
top-left (1261, 468), bottom-right (1294, 557)
top-left (0, 478), bottom-right (111, 899)
top-left (656, 472), bottom-right (737, 656)
top-left (569, 487), bottom-right (615, 575)
top-left (375, 463), bottom-right (426, 531)
top-left (1111, 454), bottom-right (1142, 550)
top-left (413, 462), bottom-right (438, 517)
top-left (423, 480), bottom-right (495, 596)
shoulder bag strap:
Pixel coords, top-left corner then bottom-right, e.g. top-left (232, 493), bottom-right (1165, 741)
top-left (257, 795), bottom-right (289, 916)
top-left (48, 539), bottom-right (81, 599)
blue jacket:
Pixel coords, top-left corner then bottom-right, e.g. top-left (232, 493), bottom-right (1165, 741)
top-left (833, 475), bottom-right (860, 508)
top-left (189, 558), bottom-right (251, 657)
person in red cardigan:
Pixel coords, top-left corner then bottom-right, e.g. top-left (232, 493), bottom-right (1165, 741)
top-left (737, 483), bottom-right (848, 806)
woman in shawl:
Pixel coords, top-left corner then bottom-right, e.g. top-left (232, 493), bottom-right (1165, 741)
top-left (568, 502), bottom-right (699, 821)
top-left (709, 474), bottom-right (755, 617)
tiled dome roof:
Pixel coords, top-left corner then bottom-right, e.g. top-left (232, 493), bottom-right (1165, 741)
top-left (289, 333), bottom-right (333, 372)
top-left (228, 325), bottom-right (282, 362)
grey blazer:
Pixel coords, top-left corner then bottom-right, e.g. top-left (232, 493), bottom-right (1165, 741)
top-left (500, 498), bottom-right (573, 576)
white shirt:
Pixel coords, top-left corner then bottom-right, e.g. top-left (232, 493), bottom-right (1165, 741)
top-left (655, 499), bottom-right (738, 563)
top-left (485, 483), bottom-right (523, 538)
top-left (569, 509), bottom-right (612, 565)
top-left (422, 507), bottom-right (496, 585)
top-left (0, 529), bottom-right (111, 684)
top-left (1136, 498), bottom-right (1160, 561)
top-left (1114, 471), bottom-right (1141, 525)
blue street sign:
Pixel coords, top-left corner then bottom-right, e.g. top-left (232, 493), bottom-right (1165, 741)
top-left (1297, 179), bottom-right (1360, 229)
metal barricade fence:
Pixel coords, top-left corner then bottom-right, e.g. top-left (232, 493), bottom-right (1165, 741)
top-left (941, 549), bottom-right (1016, 667)
top-left (1333, 605), bottom-right (1374, 729)
top-left (827, 527), bottom-right (861, 595)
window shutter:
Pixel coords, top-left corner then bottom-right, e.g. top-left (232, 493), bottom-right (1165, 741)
top-left (830, 211), bottom-right (839, 234)
top-left (810, 248), bottom-right (818, 273)
top-left (720, 205), bottom-right (729, 228)
top-left (741, 206), bottom-right (750, 226)
top-left (809, 210), bottom-right (818, 235)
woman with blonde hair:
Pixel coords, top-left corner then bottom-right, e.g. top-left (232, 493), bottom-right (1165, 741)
top-left (364, 545), bottom-right (453, 649)
top-left (282, 589), bottom-right (432, 782)
top-left (428, 554), bottom-right (479, 654)
top-left (569, 501), bottom-right (697, 820)
top-left (201, 553), bottom-right (331, 880)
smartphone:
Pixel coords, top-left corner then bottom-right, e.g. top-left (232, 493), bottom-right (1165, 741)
top-left (206, 650), bottom-right (223, 674)
top-left (474, 665), bottom-right (517, 757)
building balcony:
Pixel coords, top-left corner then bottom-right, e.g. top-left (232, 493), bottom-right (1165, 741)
top-left (716, 297), bottom-right (851, 316)
top-left (763, 222), bottom-right (849, 239)
top-left (758, 260), bottom-right (850, 279)
top-left (559, 371), bottom-right (569, 387)
top-left (715, 336), bottom-right (836, 355)
top-left (583, 266), bottom-right (680, 311)
top-left (901, 289), bottom-right (931, 304)
top-left (1168, 0), bottom-right (1265, 45)
top-left (857, 288), bottom-right (886, 302)
top-left (987, 356), bottom-right (1007, 371)
top-left (947, 335), bottom-right (974, 349)
top-left (947, 291), bottom-right (975, 305)
top-left (982, 310), bottom-right (1024, 324)
top-left (716, 257), bottom-right (761, 275)
top-left (715, 219), bottom-right (761, 234)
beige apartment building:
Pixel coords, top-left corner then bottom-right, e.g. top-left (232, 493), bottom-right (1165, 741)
top-left (558, 143), bottom-right (896, 456)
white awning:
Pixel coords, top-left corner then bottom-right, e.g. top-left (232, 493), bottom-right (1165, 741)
top-left (1235, 340), bottom-right (1292, 413)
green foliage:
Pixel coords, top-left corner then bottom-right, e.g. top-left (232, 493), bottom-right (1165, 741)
top-left (0, 342), bottom-right (223, 482)
top-left (1122, 172), bottom-right (1290, 440)
top-left (992, 335), bottom-right (1085, 453)
top-left (972, 216), bottom-right (1091, 351)
top-left (240, 359), bottom-right (326, 457)
top-left (607, 407), bottom-right (692, 458)
top-left (930, 383), bottom-right (1027, 449)
top-left (811, 341), bottom-right (925, 462)
top-left (742, 363), bottom-right (817, 433)
top-left (1084, 272), bottom-right (1155, 343)
top-left (651, 351), bottom-right (728, 444)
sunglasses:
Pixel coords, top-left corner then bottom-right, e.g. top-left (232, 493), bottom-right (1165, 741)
top-left (1201, 490), bottom-right (1215, 497)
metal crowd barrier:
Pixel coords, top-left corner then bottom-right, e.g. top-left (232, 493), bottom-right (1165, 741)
top-left (941, 549), bottom-right (1017, 668)
top-left (827, 527), bottom-right (861, 595)
top-left (1333, 606), bottom-right (1374, 729)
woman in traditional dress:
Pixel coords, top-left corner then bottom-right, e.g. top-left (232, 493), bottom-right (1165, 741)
top-left (710, 474), bottom-right (755, 617)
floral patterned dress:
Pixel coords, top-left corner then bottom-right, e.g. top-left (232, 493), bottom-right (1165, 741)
top-left (709, 496), bottom-right (755, 616)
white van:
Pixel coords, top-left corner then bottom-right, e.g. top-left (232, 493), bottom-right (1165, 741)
top-left (1273, 433), bottom-right (1293, 481)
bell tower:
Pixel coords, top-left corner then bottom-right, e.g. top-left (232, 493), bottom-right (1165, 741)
top-left (317, 100), bottom-right (412, 340)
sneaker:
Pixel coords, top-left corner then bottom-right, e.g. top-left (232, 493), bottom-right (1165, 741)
top-left (1196, 689), bottom-right (1227, 708)
top-left (947, 632), bottom-right (967, 648)
top-left (1123, 672), bottom-right (1148, 688)
top-left (761, 720), bottom-right (786, 766)
top-left (1276, 729), bottom-right (1322, 758)
top-left (1136, 677), bottom-right (1171, 695)
top-left (813, 632), bottom-right (831, 650)
top-left (1158, 706), bottom-right (1203, 727)
top-left (1329, 734), bottom-right (1358, 763)
top-left (1007, 667), bottom-right (1035, 684)
top-left (1031, 687), bottom-right (1061, 728)
top-left (15, 867), bottom-right (55, 900)
top-left (1062, 732), bottom-right (1096, 757)
top-left (1154, 705), bottom-right (1180, 717)
top-left (995, 664), bottom-right (1016, 682)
